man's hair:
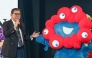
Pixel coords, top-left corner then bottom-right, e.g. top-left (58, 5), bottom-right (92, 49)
top-left (11, 8), bottom-right (20, 14)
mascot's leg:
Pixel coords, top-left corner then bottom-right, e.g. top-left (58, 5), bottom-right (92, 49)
top-left (85, 42), bottom-right (92, 58)
top-left (54, 48), bottom-right (84, 58)
top-left (54, 50), bottom-right (67, 58)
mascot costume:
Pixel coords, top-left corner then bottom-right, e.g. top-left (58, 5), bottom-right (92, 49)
top-left (36, 5), bottom-right (92, 58)
top-left (86, 15), bottom-right (92, 58)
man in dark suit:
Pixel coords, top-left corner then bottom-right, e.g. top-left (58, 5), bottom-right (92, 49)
top-left (1, 8), bottom-right (39, 58)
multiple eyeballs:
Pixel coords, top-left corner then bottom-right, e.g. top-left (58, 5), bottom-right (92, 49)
top-left (42, 5), bottom-right (92, 50)
top-left (59, 13), bottom-right (65, 19)
top-left (71, 7), bottom-right (78, 13)
top-left (82, 32), bottom-right (88, 38)
top-left (43, 29), bottom-right (49, 35)
top-left (77, 29), bottom-right (92, 43)
top-left (52, 40), bottom-right (59, 47)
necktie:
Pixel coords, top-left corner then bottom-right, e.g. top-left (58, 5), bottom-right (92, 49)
top-left (16, 27), bottom-right (23, 47)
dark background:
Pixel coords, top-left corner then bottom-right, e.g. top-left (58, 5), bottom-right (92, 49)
top-left (18, 0), bottom-right (92, 58)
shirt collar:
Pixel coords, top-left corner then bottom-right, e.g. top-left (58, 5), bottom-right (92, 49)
top-left (11, 19), bottom-right (15, 25)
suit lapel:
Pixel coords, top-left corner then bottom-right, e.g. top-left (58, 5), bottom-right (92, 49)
top-left (8, 20), bottom-right (25, 39)
top-left (8, 20), bottom-right (14, 27)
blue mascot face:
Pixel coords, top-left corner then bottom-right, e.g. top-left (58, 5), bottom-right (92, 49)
top-left (54, 21), bottom-right (80, 38)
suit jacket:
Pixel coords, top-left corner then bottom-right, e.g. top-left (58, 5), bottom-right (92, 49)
top-left (1, 20), bottom-right (30, 58)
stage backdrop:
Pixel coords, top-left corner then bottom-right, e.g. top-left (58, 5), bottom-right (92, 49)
top-left (0, 0), bottom-right (18, 26)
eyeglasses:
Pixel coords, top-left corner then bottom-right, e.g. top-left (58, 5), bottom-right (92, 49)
top-left (13, 13), bottom-right (21, 15)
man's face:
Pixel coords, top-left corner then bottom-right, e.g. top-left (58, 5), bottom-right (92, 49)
top-left (11, 10), bottom-right (21, 22)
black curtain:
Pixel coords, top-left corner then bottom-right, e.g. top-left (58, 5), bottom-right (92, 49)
top-left (18, 0), bottom-right (55, 58)
top-left (18, 0), bottom-right (34, 58)
top-left (18, 0), bottom-right (92, 58)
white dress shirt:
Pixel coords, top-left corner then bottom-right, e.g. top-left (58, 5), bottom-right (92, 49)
top-left (11, 19), bottom-right (24, 47)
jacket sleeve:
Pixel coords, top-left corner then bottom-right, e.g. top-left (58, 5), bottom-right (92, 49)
top-left (2, 22), bottom-right (16, 37)
top-left (21, 22), bottom-right (30, 40)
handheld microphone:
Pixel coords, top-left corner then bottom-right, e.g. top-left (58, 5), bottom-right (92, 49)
top-left (16, 20), bottom-right (20, 30)
top-left (17, 24), bottom-right (20, 29)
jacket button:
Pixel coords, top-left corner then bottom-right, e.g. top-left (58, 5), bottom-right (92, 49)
top-left (11, 31), bottom-right (14, 33)
top-left (12, 38), bottom-right (14, 39)
top-left (11, 43), bottom-right (13, 45)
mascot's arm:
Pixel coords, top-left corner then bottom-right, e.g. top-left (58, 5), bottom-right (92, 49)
top-left (36, 34), bottom-right (49, 51)
top-left (87, 42), bottom-right (92, 50)
top-left (81, 42), bottom-right (92, 51)
top-left (80, 42), bottom-right (92, 58)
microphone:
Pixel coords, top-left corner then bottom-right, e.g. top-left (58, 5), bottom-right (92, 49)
top-left (16, 24), bottom-right (20, 32)
top-left (17, 24), bottom-right (20, 29)
top-left (17, 20), bottom-right (20, 29)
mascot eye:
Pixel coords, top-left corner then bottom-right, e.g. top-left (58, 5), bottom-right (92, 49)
top-left (43, 29), bottom-right (49, 35)
top-left (52, 40), bottom-right (59, 47)
top-left (72, 7), bottom-right (78, 13)
top-left (59, 13), bottom-right (65, 19)
top-left (82, 32), bottom-right (88, 38)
